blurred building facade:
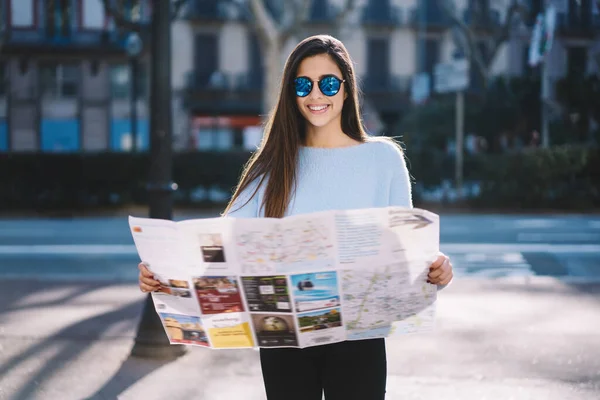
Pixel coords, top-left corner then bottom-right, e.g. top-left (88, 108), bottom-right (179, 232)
top-left (0, 0), bottom-right (152, 153)
top-left (174, 0), bottom-right (600, 152)
top-left (1, 0), bottom-right (599, 153)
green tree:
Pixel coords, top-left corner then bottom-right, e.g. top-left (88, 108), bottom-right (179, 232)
top-left (437, 0), bottom-right (528, 89)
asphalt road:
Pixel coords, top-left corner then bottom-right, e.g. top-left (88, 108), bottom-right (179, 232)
top-left (0, 212), bottom-right (599, 282)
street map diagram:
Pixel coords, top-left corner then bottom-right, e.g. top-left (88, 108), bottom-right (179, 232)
top-left (235, 218), bottom-right (335, 273)
top-left (341, 263), bottom-right (436, 340)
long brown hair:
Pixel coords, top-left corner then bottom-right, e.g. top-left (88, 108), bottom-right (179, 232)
top-left (223, 35), bottom-right (370, 218)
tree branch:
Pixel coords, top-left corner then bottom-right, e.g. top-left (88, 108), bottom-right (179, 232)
top-left (171, 0), bottom-right (189, 21)
top-left (486, 0), bottom-right (528, 65)
top-left (281, 0), bottom-right (311, 44)
top-left (222, 0), bottom-right (255, 23)
top-left (437, 0), bottom-right (487, 78)
top-left (249, 0), bottom-right (279, 47)
top-left (101, 0), bottom-right (142, 32)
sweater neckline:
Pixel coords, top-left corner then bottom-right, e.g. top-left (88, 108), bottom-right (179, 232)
top-left (299, 141), bottom-right (375, 153)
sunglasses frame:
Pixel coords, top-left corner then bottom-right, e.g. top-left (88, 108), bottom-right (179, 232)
top-left (293, 74), bottom-right (346, 97)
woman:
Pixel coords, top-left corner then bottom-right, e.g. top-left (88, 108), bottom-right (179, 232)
top-left (139, 34), bottom-right (453, 399)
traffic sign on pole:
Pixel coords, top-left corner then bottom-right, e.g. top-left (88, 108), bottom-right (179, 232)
top-left (434, 59), bottom-right (469, 94)
top-left (433, 59), bottom-right (470, 197)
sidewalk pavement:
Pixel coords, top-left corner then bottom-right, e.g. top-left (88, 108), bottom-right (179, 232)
top-left (1, 277), bottom-right (599, 400)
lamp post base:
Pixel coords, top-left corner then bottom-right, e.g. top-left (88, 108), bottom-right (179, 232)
top-left (130, 294), bottom-right (187, 360)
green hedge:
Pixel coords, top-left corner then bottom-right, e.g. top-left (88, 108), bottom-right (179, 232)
top-left (469, 145), bottom-right (600, 209)
top-left (0, 151), bottom-right (252, 211)
top-left (0, 146), bottom-right (598, 212)
top-left (406, 145), bottom-right (599, 210)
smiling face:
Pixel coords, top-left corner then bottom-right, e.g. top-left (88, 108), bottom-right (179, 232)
top-left (295, 54), bottom-right (347, 132)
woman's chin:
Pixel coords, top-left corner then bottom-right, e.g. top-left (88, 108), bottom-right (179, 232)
top-left (304, 115), bottom-right (337, 129)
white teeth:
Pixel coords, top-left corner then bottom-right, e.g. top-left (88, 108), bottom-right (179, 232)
top-left (308, 105), bottom-right (328, 111)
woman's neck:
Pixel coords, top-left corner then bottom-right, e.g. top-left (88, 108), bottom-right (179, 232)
top-left (304, 123), bottom-right (358, 148)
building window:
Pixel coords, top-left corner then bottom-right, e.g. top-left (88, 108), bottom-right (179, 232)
top-left (420, 39), bottom-right (440, 75)
top-left (567, 46), bottom-right (588, 77)
top-left (194, 34), bottom-right (218, 87)
top-left (11, 0), bottom-right (36, 28)
top-left (248, 35), bottom-right (263, 89)
top-left (110, 63), bottom-right (147, 100)
top-left (45, 0), bottom-right (73, 37)
top-left (80, 0), bottom-right (106, 29)
top-left (367, 38), bottom-right (390, 88)
top-left (40, 64), bottom-right (80, 98)
top-left (110, 65), bottom-right (130, 99)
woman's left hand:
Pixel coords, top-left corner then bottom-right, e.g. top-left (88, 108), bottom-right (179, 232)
top-left (428, 253), bottom-right (453, 285)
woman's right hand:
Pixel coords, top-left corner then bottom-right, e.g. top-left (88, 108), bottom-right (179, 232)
top-left (138, 262), bottom-right (160, 293)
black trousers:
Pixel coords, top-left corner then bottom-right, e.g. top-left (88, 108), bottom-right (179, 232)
top-left (259, 339), bottom-right (387, 400)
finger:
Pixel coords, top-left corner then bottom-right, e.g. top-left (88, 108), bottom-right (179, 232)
top-left (434, 272), bottom-right (453, 285)
top-left (432, 269), bottom-right (453, 285)
top-left (437, 261), bottom-right (453, 282)
top-left (138, 264), bottom-right (155, 278)
top-left (429, 255), bottom-right (446, 270)
top-left (428, 262), bottom-right (447, 279)
top-left (438, 272), bottom-right (453, 285)
top-left (140, 282), bottom-right (159, 293)
top-left (140, 275), bottom-right (160, 287)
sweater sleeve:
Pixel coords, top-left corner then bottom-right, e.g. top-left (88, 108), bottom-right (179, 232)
top-left (223, 178), bottom-right (261, 218)
top-left (388, 148), bottom-right (413, 208)
top-left (386, 144), bottom-right (451, 290)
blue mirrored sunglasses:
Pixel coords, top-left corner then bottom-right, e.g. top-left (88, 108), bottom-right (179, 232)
top-left (294, 75), bottom-right (346, 97)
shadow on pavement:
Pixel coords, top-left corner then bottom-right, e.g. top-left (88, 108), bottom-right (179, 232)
top-left (430, 280), bottom-right (600, 388)
top-left (84, 355), bottom-right (174, 400)
top-left (0, 280), bottom-right (167, 400)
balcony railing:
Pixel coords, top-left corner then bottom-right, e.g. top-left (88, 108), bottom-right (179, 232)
top-left (556, 12), bottom-right (599, 38)
top-left (184, 71), bottom-right (262, 114)
top-left (408, 5), bottom-right (452, 29)
top-left (361, 4), bottom-right (404, 26)
top-left (309, 1), bottom-right (342, 23)
top-left (185, 0), bottom-right (232, 21)
top-left (1, 28), bottom-right (145, 55)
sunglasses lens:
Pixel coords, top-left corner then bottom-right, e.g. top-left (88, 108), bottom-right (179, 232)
top-left (319, 76), bottom-right (341, 96)
top-left (294, 77), bottom-right (312, 97)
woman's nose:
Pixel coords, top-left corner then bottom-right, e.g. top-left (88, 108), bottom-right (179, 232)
top-left (308, 85), bottom-right (323, 100)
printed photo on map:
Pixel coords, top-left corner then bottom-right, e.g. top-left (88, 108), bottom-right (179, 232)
top-left (199, 233), bottom-right (226, 263)
top-left (296, 308), bottom-right (345, 347)
top-left (241, 276), bottom-right (292, 312)
top-left (202, 313), bottom-right (255, 348)
top-left (291, 272), bottom-right (340, 312)
top-left (153, 275), bottom-right (193, 298)
top-left (250, 313), bottom-right (298, 347)
top-left (153, 292), bottom-right (203, 322)
top-left (159, 313), bottom-right (209, 346)
top-left (297, 308), bottom-right (343, 332)
top-left (193, 276), bottom-right (245, 314)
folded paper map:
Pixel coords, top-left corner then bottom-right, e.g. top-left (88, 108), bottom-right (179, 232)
top-left (128, 206), bottom-right (440, 349)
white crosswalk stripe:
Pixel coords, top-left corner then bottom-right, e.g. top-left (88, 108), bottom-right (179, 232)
top-left (445, 251), bottom-right (535, 279)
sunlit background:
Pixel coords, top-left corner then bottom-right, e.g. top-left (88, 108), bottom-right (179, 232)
top-left (0, 1), bottom-right (599, 400)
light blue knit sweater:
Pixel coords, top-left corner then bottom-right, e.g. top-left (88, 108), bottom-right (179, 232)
top-left (226, 139), bottom-right (411, 218)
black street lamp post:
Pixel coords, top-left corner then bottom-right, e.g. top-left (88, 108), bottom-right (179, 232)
top-left (125, 32), bottom-right (142, 152)
top-left (130, 0), bottom-right (185, 360)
